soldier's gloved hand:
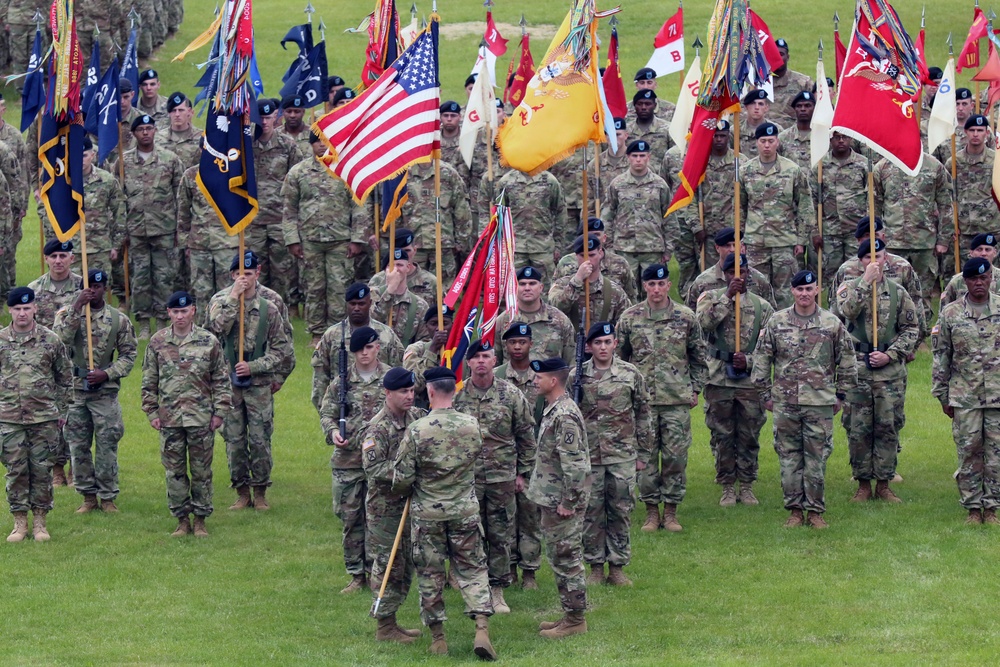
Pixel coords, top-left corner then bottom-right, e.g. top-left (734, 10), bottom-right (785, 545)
top-left (430, 329), bottom-right (449, 353)
top-left (235, 361), bottom-right (251, 378)
top-left (942, 404), bottom-right (955, 419)
top-left (86, 369), bottom-right (110, 385)
top-left (333, 432), bottom-right (349, 448)
top-left (732, 352), bottom-right (747, 371)
top-left (288, 243), bottom-right (304, 260)
top-left (868, 351), bottom-right (890, 368)
top-left (210, 415), bottom-right (223, 431)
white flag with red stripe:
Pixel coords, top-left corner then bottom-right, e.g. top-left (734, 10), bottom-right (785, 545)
top-left (645, 7), bottom-right (684, 77)
top-left (470, 10), bottom-right (508, 87)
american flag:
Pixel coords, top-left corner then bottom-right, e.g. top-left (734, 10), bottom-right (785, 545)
top-left (313, 20), bottom-right (440, 203)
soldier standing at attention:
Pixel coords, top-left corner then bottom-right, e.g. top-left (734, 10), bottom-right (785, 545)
top-left (53, 270), bottom-right (137, 514)
top-left (157, 92), bottom-right (202, 168)
top-left (685, 227), bottom-right (775, 310)
top-left (696, 254), bottom-right (775, 506)
top-left (495, 266), bottom-right (575, 365)
top-left (548, 236), bottom-right (632, 328)
top-left (141, 291), bottom-right (231, 538)
top-left (940, 235), bottom-right (1000, 307)
top-left (277, 95), bottom-right (312, 153)
top-left (618, 264), bottom-right (707, 532)
top-left (321, 327), bottom-right (391, 594)
top-left (946, 115), bottom-right (999, 265)
top-left (529, 357), bottom-right (591, 639)
top-left (0, 287), bottom-right (71, 543)
top-left (738, 90), bottom-right (782, 160)
top-left (79, 137), bottom-right (126, 288)
top-left (814, 132), bottom-right (869, 276)
top-left (455, 340), bottom-right (537, 614)
top-left (360, 367), bottom-right (425, 644)
top-left (553, 218), bottom-right (638, 300)
top-left (776, 91), bottom-right (814, 169)
top-left (932, 257), bottom-right (1000, 525)
top-left (752, 270), bottom-right (857, 529)
top-left (369, 249), bottom-right (429, 346)
top-left (392, 367), bottom-right (498, 661)
top-left (837, 239), bottom-right (918, 504)
top-left (769, 39), bottom-right (814, 127)
top-left (489, 168), bottom-right (566, 278)
top-left (572, 322), bottom-right (652, 586)
top-left (135, 69), bottom-right (169, 125)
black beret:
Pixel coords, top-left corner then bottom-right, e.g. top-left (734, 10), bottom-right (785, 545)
top-left (971, 233), bottom-right (998, 249)
top-left (465, 339), bottom-right (493, 359)
top-left (138, 68), bottom-right (158, 83)
top-left (464, 74), bottom-right (477, 87)
top-left (927, 66), bottom-right (943, 81)
top-left (633, 89), bottom-right (657, 103)
top-left (641, 264), bottom-right (668, 281)
top-left (854, 216), bottom-right (885, 239)
top-left (965, 114), bottom-right (989, 130)
top-left (167, 291), bottom-right (195, 309)
top-left (87, 268), bottom-right (108, 286)
top-left (634, 67), bottom-right (657, 81)
top-left (332, 88), bottom-right (356, 105)
top-left (716, 119), bottom-right (732, 132)
top-left (423, 303), bottom-right (453, 323)
top-left (7, 286), bottom-right (34, 307)
top-left (258, 99), bottom-right (277, 116)
top-left (516, 266), bottom-right (544, 281)
top-left (309, 131), bottom-right (321, 144)
top-left (790, 270), bottom-right (817, 287)
top-left (82, 136), bottom-right (94, 151)
top-left (281, 95), bottom-right (305, 110)
top-left (495, 98), bottom-right (504, 109)
top-left (118, 77), bottom-right (133, 93)
top-left (714, 227), bottom-right (736, 246)
top-left (230, 250), bottom-right (260, 272)
top-left (395, 228), bottom-right (415, 247)
top-left (166, 92), bottom-right (188, 112)
top-left (957, 88), bottom-right (973, 101)
top-left (530, 357), bottom-right (569, 373)
top-left (349, 326), bottom-right (379, 352)
top-left (131, 115), bottom-right (155, 131)
top-left (626, 140), bottom-right (651, 154)
top-left (754, 122), bottom-right (779, 139)
top-left (44, 239), bottom-right (73, 255)
top-left (613, 117), bottom-right (626, 131)
top-left (743, 89), bottom-right (769, 105)
top-left (586, 321), bottom-right (614, 343)
top-left (964, 257), bottom-right (992, 278)
top-left (345, 282), bottom-right (369, 301)
top-left (576, 217), bottom-right (604, 235)
top-left (721, 253), bottom-right (747, 271)
top-left (440, 100), bottom-right (461, 114)
top-left (328, 75), bottom-right (346, 87)
top-left (775, 38), bottom-right (789, 50)
top-left (381, 247), bottom-right (410, 270)
top-left (383, 366), bottom-right (416, 390)
top-left (502, 321), bottom-right (532, 340)
top-left (857, 238), bottom-right (886, 258)
top-left (573, 235), bottom-right (601, 254)
top-left (424, 366), bottom-right (456, 383)
top-left (790, 91), bottom-right (814, 107)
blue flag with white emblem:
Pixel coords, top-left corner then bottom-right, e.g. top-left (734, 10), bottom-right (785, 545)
top-left (197, 109), bottom-right (259, 235)
top-left (84, 60), bottom-right (120, 164)
top-left (120, 28), bottom-right (140, 95)
top-left (19, 28), bottom-right (46, 132)
top-left (82, 39), bottom-right (101, 115)
top-left (38, 115), bottom-right (86, 243)
top-left (279, 41), bottom-right (327, 107)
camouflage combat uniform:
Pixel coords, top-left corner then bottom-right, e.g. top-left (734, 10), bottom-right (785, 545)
top-left (495, 304), bottom-right (575, 365)
top-left (367, 265), bottom-right (439, 312)
top-left (812, 150), bottom-right (869, 274)
top-left (941, 265), bottom-right (1000, 307)
top-left (76, 166), bottom-right (126, 287)
top-left (548, 273), bottom-right (632, 328)
top-left (370, 286), bottom-right (428, 347)
top-left (605, 168), bottom-right (675, 284)
top-left (946, 147), bottom-right (999, 266)
top-left (403, 160), bottom-right (472, 283)
top-left (546, 149), bottom-right (587, 251)
top-left (486, 169), bottom-right (565, 277)
top-left (626, 116), bottom-right (673, 171)
top-left (685, 262), bottom-right (775, 311)
top-left (777, 126), bottom-right (811, 169)
top-left (590, 147), bottom-right (630, 206)
top-left (0, 120), bottom-right (27, 289)
top-left (737, 117), bottom-right (783, 160)
top-left (769, 69), bottom-right (814, 127)
top-left (311, 320), bottom-right (403, 411)
top-left (830, 252), bottom-right (927, 345)
top-left (157, 125), bottom-right (202, 168)
top-left (554, 248), bottom-right (638, 301)
top-left (135, 94), bottom-right (168, 127)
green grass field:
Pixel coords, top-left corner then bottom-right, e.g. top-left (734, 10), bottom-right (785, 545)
top-left (0, 1), bottom-right (995, 665)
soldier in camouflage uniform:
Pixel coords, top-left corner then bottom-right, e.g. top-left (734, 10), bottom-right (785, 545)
top-left (0, 94), bottom-right (27, 289)
top-left (836, 239), bottom-right (918, 504)
top-left (437, 101), bottom-right (471, 189)
top-left (157, 93), bottom-right (202, 168)
top-left (402, 305), bottom-right (452, 408)
top-left (392, 367), bottom-right (498, 660)
top-left (941, 234), bottom-right (1000, 306)
top-left (812, 132), bottom-right (869, 276)
top-left (590, 118), bottom-right (630, 205)
top-left (549, 236), bottom-right (632, 328)
top-left (752, 270), bottom-right (857, 529)
top-left (114, 79), bottom-right (140, 158)
top-left (738, 90), bottom-right (783, 160)
top-left (0, 139), bottom-right (21, 295)
top-left (658, 142), bottom-right (704, 293)
top-left (946, 115), bottom-right (998, 267)
top-left (776, 92), bottom-right (815, 169)
top-left (933, 88), bottom-right (977, 164)
top-left (5, 0), bottom-right (47, 75)
top-left (495, 266), bottom-right (575, 365)
top-left (321, 327), bottom-right (391, 594)
top-left (0, 287), bottom-right (72, 543)
top-left (206, 255), bottom-right (295, 512)
top-left (627, 90), bottom-right (673, 171)
top-left (553, 217), bottom-right (637, 299)
top-left (312, 283), bottom-right (404, 411)
top-left (932, 257), bottom-right (1000, 525)
top-left (141, 291), bottom-right (231, 537)
top-left (768, 39), bottom-right (814, 127)
top-left (455, 339), bottom-right (537, 614)
top-left (739, 122), bottom-right (815, 308)
top-left (404, 159), bottom-right (471, 283)
top-left (359, 367), bottom-right (425, 643)
top-left (120, 114), bottom-right (184, 338)
top-left (606, 140), bottom-right (675, 286)
top-left (28, 239), bottom-right (81, 486)
top-left (367, 228), bottom-right (440, 309)
top-left (486, 167), bottom-right (565, 278)
top-left (696, 254), bottom-right (775, 506)
top-left (529, 357), bottom-right (591, 638)
top-left (685, 227), bottom-right (776, 310)
top-left (283, 133), bottom-right (371, 343)
top-left (546, 148), bottom-right (588, 251)
top-left (618, 264), bottom-right (707, 532)
top-left (277, 96), bottom-right (311, 153)
top-left (571, 322), bottom-right (652, 587)
top-left (53, 270), bottom-right (136, 514)
top-left (135, 69), bottom-right (169, 126)
top-left (77, 138), bottom-right (126, 289)
top-left (370, 249), bottom-right (429, 346)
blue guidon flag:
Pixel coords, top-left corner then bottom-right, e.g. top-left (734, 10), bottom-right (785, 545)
top-left (197, 110), bottom-right (259, 236)
top-left (38, 116), bottom-right (86, 243)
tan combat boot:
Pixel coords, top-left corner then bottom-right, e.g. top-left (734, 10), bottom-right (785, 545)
top-left (192, 516), bottom-right (209, 537)
top-left (850, 480), bottom-right (873, 502)
top-left (6, 512), bottom-right (28, 542)
top-left (966, 509), bottom-right (984, 525)
top-left (490, 585), bottom-right (510, 614)
top-left (719, 484), bottom-right (737, 507)
top-left (806, 511), bottom-right (829, 529)
top-left (32, 511), bottom-right (50, 541)
top-left (76, 494), bottom-right (99, 514)
top-left (738, 483), bottom-right (759, 505)
top-left (340, 574), bottom-right (367, 594)
top-left (171, 515), bottom-right (191, 537)
top-left (783, 509), bottom-right (805, 527)
top-left (520, 569), bottom-right (538, 590)
top-left (538, 616), bottom-right (565, 631)
top-left (985, 509), bottom-right (1000, 525)
top-left (428, 622), bottom-right (448, 655)
top-left (640, 503), bottom-right (660, 532)
top-left (52, 465), bottom-right (67, 487)
top-left (229, 486), bottom-right (252, 510)
top-left (875, 480), bottom-right (902, 504)
top-left (100, 499), bottom-right (119, 513)
top-left (540, 611), bottom-right (587, 639)
top-left (606, 565), bottom-right (632, 587)
top-left (586, 564), bottom-right (605, 586)
top-left (252, 486), bottom-right (270, 511)
top-left (473, 614), bottom-right (497, 661)
top-left (661, 504), bottom-right (683, 532)
top-left (375, 615), bottom-right (417, 644)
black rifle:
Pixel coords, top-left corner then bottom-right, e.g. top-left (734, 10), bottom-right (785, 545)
top-left (338, 321), bottom-right (349, 439)
top-left (572, 307), bottom-right (586, 405)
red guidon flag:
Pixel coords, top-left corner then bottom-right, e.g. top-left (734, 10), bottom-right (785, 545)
top-left (748, 10), bottom-right (784, 73)
top-left (602, 25), bottom-right (627, 119)
top-left (958, 7), bottom-right (988, 72)
top-left (645, 6), bottom-right (684, 77)
top-left (506, 32), bottom-right (534, 107)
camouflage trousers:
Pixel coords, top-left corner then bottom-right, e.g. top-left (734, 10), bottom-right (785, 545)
top-left (250, 223), bottom-right (301, 309)
top-left (747, 245), bottom-right (798, 309)
top-left (130, 234), bottom-right (179, 320)
top-left (952, 408), bottom-right (1000, 510)
top-left (7, 24), bottom-right (46, 80)
top-left (332, 468), bottom-right (369, 576)
top-left (3, 216), bottom-right (23, 292)
top-left (704, 385), bottom-right (766, 485)
top-left (620, 252), bottom-right (666, 298)
top-left (820, 233), bottom-right (854, 283)
top-left (66, 394), bottom-right (124, 500)
top-left (639, 404), bottom-right (692, 505)
top-left (539, 506), bottom-right (587, 613)
top-left (675, 224), bottom-right (703, 297)
top-left (159, 426), bottom-right (215, 518)
top-left (583, 461), bottom-right (635, 567)
top-left (135, 0), bottom-right (156, 56)
top-left (512, 489), bottom-right (542, 572)
top-left (223, 384), bottom-right (274, 489)
top-left (367, 504), bottom-right (413, 619)
top-left (0, 420), bottom-right (59, 513)
top-left (842, 375), bottom-right (903, 481)
top-left (165, 0), bottom-right (184, 31)
top-left (514, 251), bottom-right (555, 282)
top-left (772, 403), bottom-right (834, 514)
top-left (893, 248), bottom-right (937, 328)
top-left (475, 479), bottom-right (516, 587)
top-left (190, 249), bottom-right (236, 321)
top-left (411, 248), bottom-right (459, 287)
top-left (302, 240), bottom-right (354, 336)
top-left (410, 514), bottom-right (493, 624)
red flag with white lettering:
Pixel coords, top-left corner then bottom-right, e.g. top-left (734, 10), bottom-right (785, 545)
top-left (644, 7), bottom-right (684, 77)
